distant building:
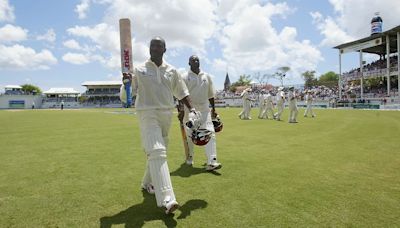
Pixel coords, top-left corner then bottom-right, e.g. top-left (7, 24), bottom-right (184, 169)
top-left (4, 85), bottom-right (23, 95)
top-left (81, 81), bottom-right (123, 107)
top-left (1, 85), bottom-right (41, 109)
top-left (42, 88), bottom-right (80, 109)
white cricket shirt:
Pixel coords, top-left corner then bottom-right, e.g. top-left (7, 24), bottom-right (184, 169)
top-left (131, 59), bottom-right (189, 110)
top-left (182, 70), bottom-right (215, 111)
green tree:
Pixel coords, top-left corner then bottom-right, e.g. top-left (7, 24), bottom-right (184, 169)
top-left (78, 96), bottom-right (88, 104)
top-left (302, 70), bottom-right (317, 88)
top-left (21, 84), bottom-right (42, 94)
top-left (318, 71), bottom-right (339, 88)
top-left (231, 74), bottom-right (252, 87)
top-left (229, 74), bottom-right (252, 93)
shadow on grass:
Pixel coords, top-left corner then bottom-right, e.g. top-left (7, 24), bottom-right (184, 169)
top-left (99, 190), bottom-right (208, 228)
top-left (170, 163), bottom-right (221, 177)
top-left (177, 199), bottom-right (208, 220)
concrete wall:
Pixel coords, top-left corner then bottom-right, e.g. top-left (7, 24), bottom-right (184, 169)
top-left (0, 95), bottom-right (43, 109)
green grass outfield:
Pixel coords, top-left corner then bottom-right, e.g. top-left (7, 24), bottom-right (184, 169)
top-left (1, 108), bottom-right (399, 227)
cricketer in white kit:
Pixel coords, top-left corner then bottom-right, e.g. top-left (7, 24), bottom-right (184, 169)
top-left (287, 87), bottom-right (298, 123)
top-left (274, 87), bottom-right (285, 121)
top-left (263, 91), bottom-right (275, 119)
top-left (238, 88), bottom-right (253, 120)
top-left (181, 55), bottom-right (222, 171)
top-left (304, 90), bottom-right (316, 117)
top-left (120, 37), bottom-right (200, 214)
top-left (258, 91), bottom-right (268, 119)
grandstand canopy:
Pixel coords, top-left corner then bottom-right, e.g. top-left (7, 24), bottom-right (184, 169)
top-left (81, 81), bottom-right (121, 86)
top-left (334, 25), bottom-right (400, 55)
top-left (43, 88), bottom-right (80, 95)
top-left (5, 85), bottom-right (22, 90)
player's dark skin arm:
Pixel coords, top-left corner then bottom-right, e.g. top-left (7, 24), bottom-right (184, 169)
top-left (177, 96), bottom-right (196, 122)
top-left (209, 97), bottom-right (217, 118)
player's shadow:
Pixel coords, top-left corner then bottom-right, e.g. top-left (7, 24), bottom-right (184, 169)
top-left (170, 163), bottom-right (221, 178)
top-left (99, 190), bottom-right (177, 228)
top-left (99, 190), bottom-right (208, 228)
top-left (177, 199), bottom-right (208, 219)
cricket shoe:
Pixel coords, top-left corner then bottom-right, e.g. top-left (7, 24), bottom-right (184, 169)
top-left (206, 163), bottom-right (222, 171)
top-left (164, 200), bottom-right (179, 214)
top-left (141, 183), bottom-right (155, 194)
top-left (186, 156), bottom-right (194, 166)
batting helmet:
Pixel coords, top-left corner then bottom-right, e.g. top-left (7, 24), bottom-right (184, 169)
top-left (191, 129), bottom-right (212, 146)
top-left (212, 116), bottom-right (223, 133)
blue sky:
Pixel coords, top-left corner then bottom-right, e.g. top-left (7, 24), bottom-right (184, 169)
top-left (1, 0), bottom-right (399, 92)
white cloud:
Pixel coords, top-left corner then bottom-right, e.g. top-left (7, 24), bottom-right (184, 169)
top-left (65, 0), bottom-right (217, 71)
top-left (67, 23), bottom-right (119, 53)
top-left (0, 24), bottom-right (28, 43)
top-left (0, 44), bottom-right (57, 70)
top-left (0, 0), bottom-right (15, 22)
top-left (103, 0), bottom-right (217, 51)
top-left (65, 0), bottom-right (321, 85)
top-left (36, 29), bottom-right (56, 43)
top-left (313, 0), bottom-right (400, 47)
top-left (217, 1), bottom-right (321, 82)
top-left (63, 39), bottom-right (82, 50)
top-left (75, 0), bottom-right (91, 19)
top-left (62, 53), bottom-right (90, 65)
top-left (66, 22), bottom-right (150, 68)
top-left (311, 12), bottom-right (353, 47)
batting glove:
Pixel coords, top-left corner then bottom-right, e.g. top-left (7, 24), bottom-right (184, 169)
top-left (186, 109), bottom-right (202, 130)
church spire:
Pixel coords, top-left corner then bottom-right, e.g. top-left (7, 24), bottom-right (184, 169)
top-left (224, 72), bottom-right (231, 91)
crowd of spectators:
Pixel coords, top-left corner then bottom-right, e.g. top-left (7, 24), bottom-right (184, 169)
top-left (343, 55), bottom-right (398, 81)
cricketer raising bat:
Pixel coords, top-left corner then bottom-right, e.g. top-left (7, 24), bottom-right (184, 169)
top-left (119, 18), bottom-right (133, 108)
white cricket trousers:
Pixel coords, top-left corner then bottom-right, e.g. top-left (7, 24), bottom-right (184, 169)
top-left (137, 109), bottom-right (176, 207)
top-left (239, 100), bottom-right (251, 119)
top-left (184, 109), bottom-right (217, 165)
top-left (262, 104), bottom-right (274, 119)
top-left (275, 102), bottom-right (284, 119)
top-left (289, 104), bottom-right (298, 122)
top-left (304, 103), bottom-right (315, 116)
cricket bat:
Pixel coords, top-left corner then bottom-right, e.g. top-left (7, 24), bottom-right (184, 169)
top-left (119, 18), bottom-right (133, 108)
top-left (176, 101), bottom-right (190, 160)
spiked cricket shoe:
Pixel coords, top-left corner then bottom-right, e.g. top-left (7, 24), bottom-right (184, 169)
top-left (165, 200), bottom-right (179, 214)
top-left (206, 163), bottom-right (222, 171)
top-left (141, 183), bottom-right (155, 194)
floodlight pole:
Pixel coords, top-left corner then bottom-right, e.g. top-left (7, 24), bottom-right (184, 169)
top-left (360, 50), bottom-right (364, 99)
top-left (339, 52), bottom-right (342, 100)
top-left (386, 35), bottom-right (390, 96)
top-left (398, 32), bottom-right (400, 99)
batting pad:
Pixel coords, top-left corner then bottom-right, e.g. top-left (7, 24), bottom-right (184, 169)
top-left (148, 151), bottom-right (176, 207)
top-left (185, 127), bottom-right (195, 157)
top-left (141, 160), bottom-right (151, 186)
top-left (205, 134), bottom-right (217, 164)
